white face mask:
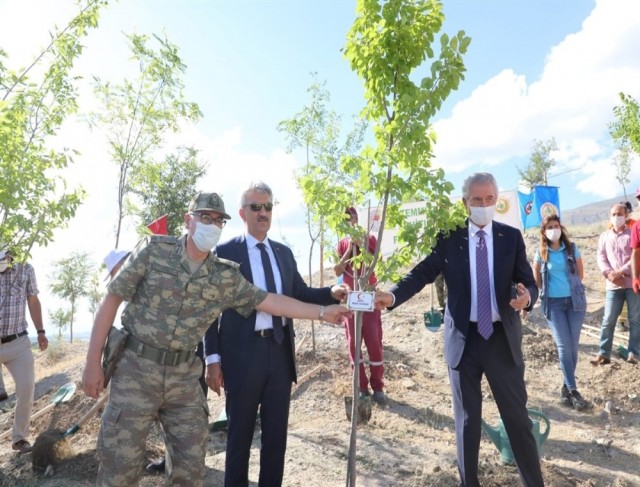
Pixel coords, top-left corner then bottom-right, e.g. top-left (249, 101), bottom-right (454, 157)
top-left (0, 260), bottom-right (8, 273)
top-left (610, 215), bottom-right (626, 229)
top-left (192, 222), bottom-right (222, 252)
top-left (545, 228), bottom-right (562, 242)
top-left (468, 205), bottom-right (496, 227)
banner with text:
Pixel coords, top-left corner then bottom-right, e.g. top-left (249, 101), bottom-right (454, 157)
top-left (359, 191), bottom-right (522, 257)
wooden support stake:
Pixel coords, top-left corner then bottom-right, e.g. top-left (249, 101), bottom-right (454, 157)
top-left (295, 364), bottom-right (324, 387)
top-left (295, 334), bottom-right (309, 355)
top-left (581, 329), bottom-right (627, 351)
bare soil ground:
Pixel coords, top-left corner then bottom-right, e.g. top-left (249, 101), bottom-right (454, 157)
top-left (1, 231), bottom-right (640, 486)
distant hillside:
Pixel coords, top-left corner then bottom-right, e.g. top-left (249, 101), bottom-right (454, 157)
top-left (562, 194), bottom-right (635, 226)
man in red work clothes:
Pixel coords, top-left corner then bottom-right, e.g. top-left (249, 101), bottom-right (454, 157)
top-left (334, 207), bottom-right (386, 404)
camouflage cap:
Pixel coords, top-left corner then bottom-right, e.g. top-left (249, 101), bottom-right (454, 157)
top-left (188, 192), bottom-right (231, 220)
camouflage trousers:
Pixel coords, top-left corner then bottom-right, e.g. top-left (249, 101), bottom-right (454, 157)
top-left (97, 348), bottom-right (209, 486)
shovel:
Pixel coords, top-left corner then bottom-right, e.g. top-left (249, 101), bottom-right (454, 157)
top-left (0, 381), bottom-right (76, 440)
top-left (32, 392), bottom-right (109, 470)
top-left (210, 407), bottom-right (228, 432)
top-left (62, 391), bottom-right (109, 438)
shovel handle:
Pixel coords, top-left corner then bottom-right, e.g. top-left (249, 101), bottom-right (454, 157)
top-left (0, 405), bottom-right (53, 439)
top-left (27, 401), bottom-right (58, 423)
top-left (64, 392), bottom-right (109, 437)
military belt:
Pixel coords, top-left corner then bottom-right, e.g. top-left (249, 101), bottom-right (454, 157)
top-left (125, 335), bottom-right (195, 366)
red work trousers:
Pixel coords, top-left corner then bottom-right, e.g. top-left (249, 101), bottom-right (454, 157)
top-left (344, 309), bottom-right (384, 393)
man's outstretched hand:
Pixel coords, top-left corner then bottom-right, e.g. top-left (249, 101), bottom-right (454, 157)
top-left (323, 304), bottom-right (352, 324)
top-left (374, 290), bottom-right (394, 310)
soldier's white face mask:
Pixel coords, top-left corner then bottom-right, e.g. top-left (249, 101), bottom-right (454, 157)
top-left (0, 259), bottom-right (8, 273)
top-left (192, 221), bottom-right (222, 252)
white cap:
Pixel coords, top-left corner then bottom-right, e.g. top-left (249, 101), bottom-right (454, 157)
top-left (104, 249), bottom-right (130, 279)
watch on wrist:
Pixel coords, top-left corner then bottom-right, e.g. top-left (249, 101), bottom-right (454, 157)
top-left (37, 329), bottom-right (46, 335)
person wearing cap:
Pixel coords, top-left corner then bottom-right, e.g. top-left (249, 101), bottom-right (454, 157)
top-left (334, 206), bottom-right (386, 405)
top-left (81, 191), bottom-right (351, 486)
top-left (0, 247), bottom-right (48, 454)
top-left (204, 181), bottom-right (349, 487)
top-left (103, 246), bottom-right (209, 475)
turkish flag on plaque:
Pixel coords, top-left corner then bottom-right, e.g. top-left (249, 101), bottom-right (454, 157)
top-left (147, 214), bottom-right (168, 235)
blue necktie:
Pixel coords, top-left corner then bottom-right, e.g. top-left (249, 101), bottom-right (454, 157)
top-left (476, 230), bottom-right (494, 340)
top-left (256, 243), bottom-right (284, 344)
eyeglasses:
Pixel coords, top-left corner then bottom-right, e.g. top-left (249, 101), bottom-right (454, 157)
top-left (191, 212), bottom-right (226, 227)
top-left (245, 202), bottom-right (273, 212)
top-left (468, 196), bottom-right (496, 207)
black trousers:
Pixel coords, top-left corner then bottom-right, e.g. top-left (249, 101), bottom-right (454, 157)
top-left (224, 334), bottom-right (293, 487)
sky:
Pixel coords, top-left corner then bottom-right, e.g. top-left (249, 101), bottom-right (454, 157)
top-left (1, 0), bottom-right (640, 337)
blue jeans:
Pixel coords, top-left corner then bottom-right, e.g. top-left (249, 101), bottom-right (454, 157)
top-left (599, 288), bottom-right (640, 357)
top-left (547, 297), bottom-right (586, 390)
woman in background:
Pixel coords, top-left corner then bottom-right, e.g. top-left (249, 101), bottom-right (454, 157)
top-left (533, 215), bottom-right (588, 411)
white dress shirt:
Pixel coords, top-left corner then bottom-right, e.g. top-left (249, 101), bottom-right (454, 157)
top-left (245, 233), bottom-right (284, 331)
top-left (468, 221), bottom-right (501, 323)
top-left (206, 234), bottom-right (284, 366)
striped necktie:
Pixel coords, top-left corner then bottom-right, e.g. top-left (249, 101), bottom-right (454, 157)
top-left (476, 230), bottom-right (493, 340)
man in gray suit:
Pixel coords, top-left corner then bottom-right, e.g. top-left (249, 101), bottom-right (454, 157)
top-left (375, 172), bottom-right (544, 487)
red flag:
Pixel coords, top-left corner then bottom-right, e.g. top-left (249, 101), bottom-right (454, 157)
top-left (147, 214), bottom-right (168, 235)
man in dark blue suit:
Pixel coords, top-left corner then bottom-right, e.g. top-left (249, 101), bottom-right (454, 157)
top-left (375, 173), bottom-right (544, 487)
top-left (204, 181), bottom-right (349, 487)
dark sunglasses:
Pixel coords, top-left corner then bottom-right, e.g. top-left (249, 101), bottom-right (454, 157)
top-left (567, 257), bottom-right (576, 275)
top-left (245, 203), bottom-right (273, 212)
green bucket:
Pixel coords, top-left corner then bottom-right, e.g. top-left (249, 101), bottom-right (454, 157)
top-left (617, 344), bottom-right (629, 360)
top-left (424, 309), bottom-right (442, 332)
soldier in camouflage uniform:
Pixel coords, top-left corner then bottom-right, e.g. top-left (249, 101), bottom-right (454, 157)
top-left (82, 192), bottom-right (350, 487)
